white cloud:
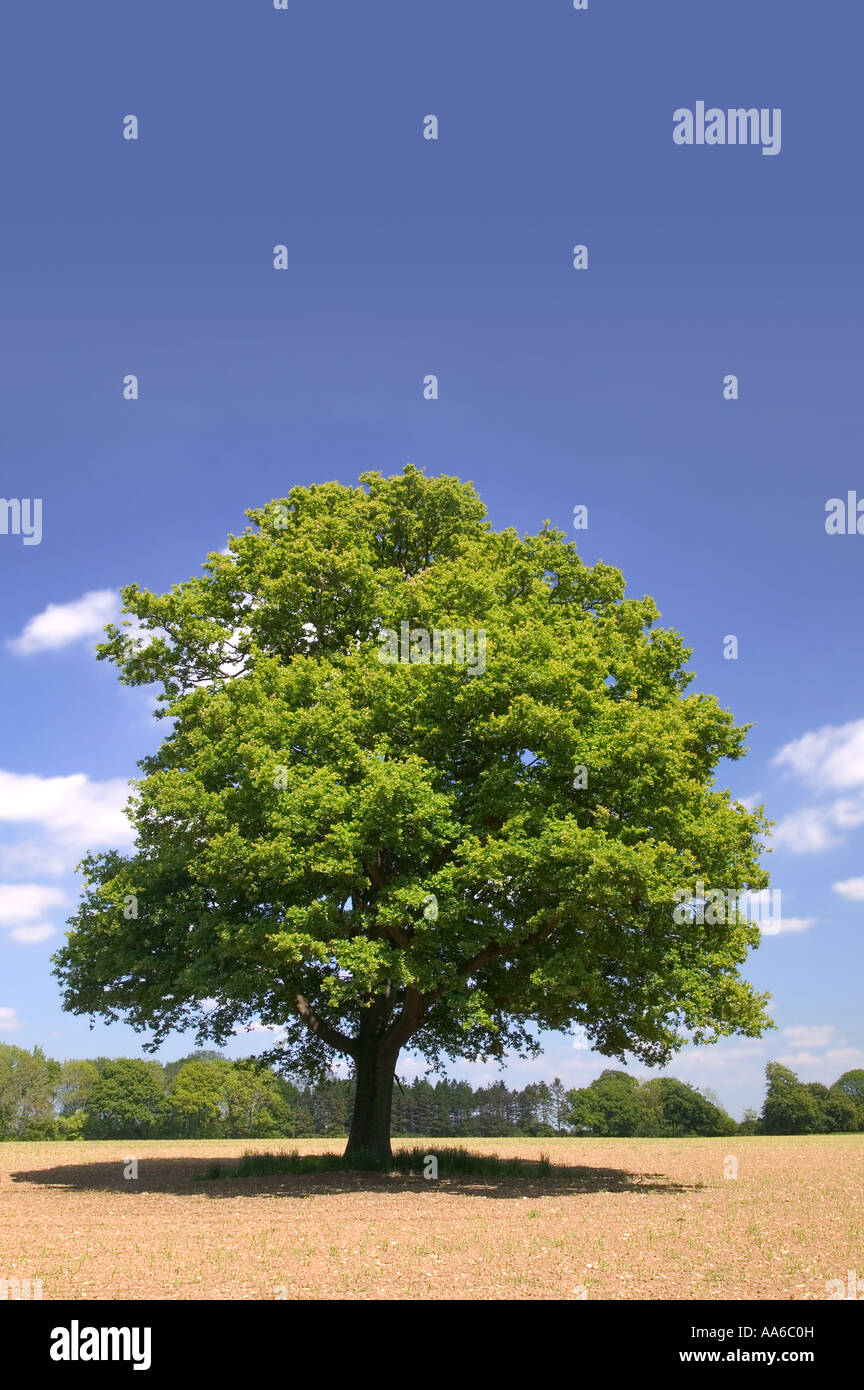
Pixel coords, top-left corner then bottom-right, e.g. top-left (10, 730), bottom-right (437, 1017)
top-left (9, 923), bottom-right (58, 944)
top-left (771, 722), bottom-right (864, 855)
top-left (0, 842), bottom-right (73, 878)
top-left (771, 798), bottom-right (864, 854)
top-left (7, 589), bottom-right (120, 656)
top-left (777, 1051), bottom-right (828, 1067)
top-left (0, 1006), bottom-right (23, 1031)
top-left (671, 1040), bottom-right (768, 1073)
top-left (0, 769), bottom-right (133, 878)
top-left (761, 916), bottom-right (817, 935)
top-left (0, 884), bottom-right (68, 927)
top-left (778, 1048), bottom-right (864, 1072)
top-left (833, 876), bottom-right (864, 901)
top-left (773, 719), bottom-right (864, 792)
top-left (782, 1025), bottom-right (836, 1049)
top-left (771, 808), bottom-right (838, 853)
top-left (824, 1048), bottom-right (864, 1067)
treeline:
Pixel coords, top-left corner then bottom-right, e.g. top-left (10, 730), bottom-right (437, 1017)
top-left (0, 1048), bottom-right (294, 1141)
top-left (0, 1046), bottom-right (572, 1140)
top-left (567, 1064), bottom-right (864, 1137)
top-left (2, 1045), bottom-right (863, 1140)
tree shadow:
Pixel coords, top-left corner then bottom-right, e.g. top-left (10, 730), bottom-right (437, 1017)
top-left (10, 1154), bottom-right (693, 1199)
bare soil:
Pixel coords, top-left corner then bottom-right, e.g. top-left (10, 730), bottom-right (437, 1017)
top-left (1, 1135), bottom-right (861, 1300)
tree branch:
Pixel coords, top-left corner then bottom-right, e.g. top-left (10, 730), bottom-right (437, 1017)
top-left (382, 986), bottom-right (425, 1052)
top-left (362, 856), bottom-right (386, 891)
top-left (294, 995), bottom-right (357, 1058)
top-left (421, 922), bottom-right (558, 1008)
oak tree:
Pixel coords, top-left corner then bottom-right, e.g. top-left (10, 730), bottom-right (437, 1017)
top-left (54, 466), bottom-right (772, 1160)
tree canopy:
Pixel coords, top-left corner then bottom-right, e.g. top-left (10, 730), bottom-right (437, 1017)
top-left (53, 466), bottom-right (772, 1158)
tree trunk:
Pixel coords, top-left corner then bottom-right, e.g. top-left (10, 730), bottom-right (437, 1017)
top-left (344, 1042), bottom-right (399, 1163)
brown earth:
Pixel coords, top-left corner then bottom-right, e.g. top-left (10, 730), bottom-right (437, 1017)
top-left (1, 1135), bottom-right (861, 1300)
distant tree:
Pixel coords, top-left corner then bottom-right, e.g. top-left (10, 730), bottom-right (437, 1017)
top-left (831, 1068), bottom-right (864, 1103)
top-left (83, 1059), bottom-right (166, 1139)
top-left (738, 1107), bottom-right (759, 1135)
top-left (804, 1082), bottom-right (831, 1132)
top-left (533, 1082), bottom-right (555, 1133)
top-left (823, 1089), bottom-right (859, 1134)
top-left (408, 1079), bottom-right (439, 1136)
top-left (637, 1077), bottom-right (736, 1137)
top-left (760, 1063), bottom-right (824, 1136)
top-left (474, 1081), bottom-right (520, 1136)
top-left (514, 1082), bottom-right (545, 1136)
top-left (0, 1044), bottom-right (57, 1139)
top-left (163, 1050), bottom-right (226, 1086)
top-left (447, 1079), bottom-right (476, 1136)
top-left (830, 1070), bottom-right (864, 1130)
top-left (567, 1070), bottom-right (641, 1136)
top-left (167, 1058), bottom-right (230, 1137)
top-left (223, 1062), bottom-right (293, 1137)
top-left (54, 1059), bottom-right (98, 1118)
top-left (550, 1078), bottom-right (569, 1134)
top-left (276, 1078), bottom-right (314, 1136)
top-left (567, 1070), bottom-right (735, 1137)
top-left (308, 1077), bottom-right (349, 1137)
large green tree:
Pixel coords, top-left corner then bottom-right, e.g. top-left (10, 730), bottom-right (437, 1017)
top-left (54, 466), bottom-right (772, 1160)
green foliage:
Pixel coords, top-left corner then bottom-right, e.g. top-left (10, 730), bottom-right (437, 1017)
top-left (56, 1111), bottom-right (88, 1140)
top-left (567, 1069), bottom-right (737, 1137)
top-left (760, 1062), bottom-right (825, 1135)
top-left (83, 1058), bottom-right (167, 1139)
top-left (567, 1069), bottom-right (642, 1136)
top-left (832, 1068), bottom-right (864, 1103)
top-left (829, 1070), bottom-right (864, 1131)
top-left (159, 1056), bottom-right (293, 1138)
top-left (637, 1078), bottom-right (737, 1137)
top-left (167, 1059), bottom-right (231, 1137)
top-left (54, 1059), bottom-right (98, 1117)
top-left (823, 1090), bottom-right (859, 1133)
top-left (163, 1050), bottom-right (226, 1085)
top-left (53, 466), bottom-right (772, 1110)
top-left (222, 1061), bottom-right (294, 1138)
top-left (0, 1044), bottom-right (58, 1139)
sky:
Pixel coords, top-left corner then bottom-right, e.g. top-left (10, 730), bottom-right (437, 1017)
top-left (0, 0), bottom-right (862, 1119)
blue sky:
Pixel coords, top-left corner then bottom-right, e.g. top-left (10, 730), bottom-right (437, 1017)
top-left (1, 0), bottom-right (862, 1117)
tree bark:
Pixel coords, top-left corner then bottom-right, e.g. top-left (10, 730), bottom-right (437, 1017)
top-left (344, 1041), bottom-right (399, 1163)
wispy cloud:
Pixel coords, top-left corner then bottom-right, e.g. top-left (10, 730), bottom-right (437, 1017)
top-left (782, 1025), bottom-right (836, 1048)
top-left (773, 718), bottom-right (864, 792)
top-left (833, 876), bottom-right (864, 901)
top-left (0, 770), bottom-right (133, 878)
top-left (8, 923), bottom-right (57, 944)
top-left (7, 589), bottom-right (119, 656)
top-left (764, 916), bottom-right (817, 935)
top-left (772, 799), bottom-right (864, 854)
top-left (0, 883), bottom-right (69, 927)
